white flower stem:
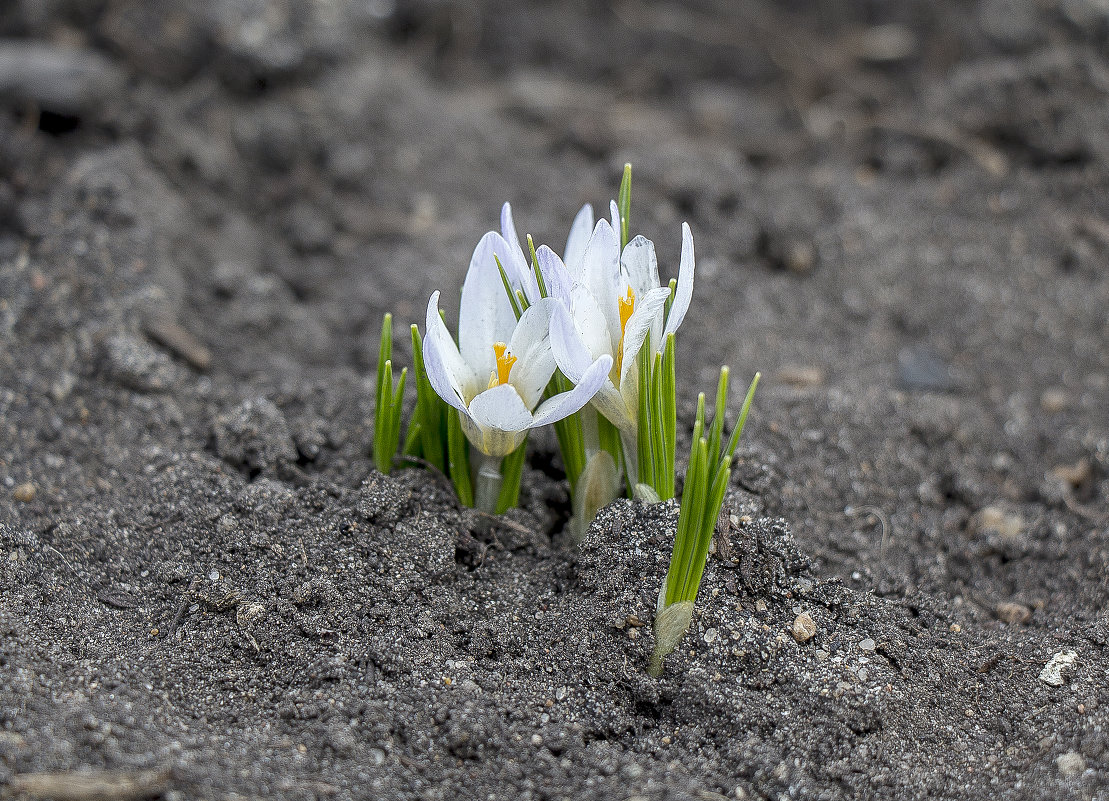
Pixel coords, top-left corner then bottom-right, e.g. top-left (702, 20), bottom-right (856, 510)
top-left (474, 454), bottom-right (504, 513)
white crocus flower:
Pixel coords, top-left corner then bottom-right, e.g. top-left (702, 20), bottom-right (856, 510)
top-left (423, 231), bottom-right (613, 460)
top-left (549, 217), bottom-right (696, 438)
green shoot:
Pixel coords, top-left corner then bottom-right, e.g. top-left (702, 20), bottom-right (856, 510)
top-left (447, 406), bottom-right (474, 507)
top-left (406, 324), bottom-right (447, 472)
top-left (550, 371), bottom-right (587, 490)
top-left (373, 313), bottom-right (408, 474)
top-left (496, 439), bottom-right (528, 513)
top-left (618, 163), bottom-right (632, 250)
top-left (527, 234), bottom-right (548, 299)
top-left (407, 323), bottom-right (474, 507)
top-left (495, 255), bottom-right (523, 320)
top-left (633, 332), bottom-right (678, 501)
top-left (649, 369), bottom-right (760, 676)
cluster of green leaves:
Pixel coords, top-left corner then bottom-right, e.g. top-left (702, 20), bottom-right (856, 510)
top-left (666, 368), bottom-right (759, 605)
top-left (649, 367), bottom-right (759, 676)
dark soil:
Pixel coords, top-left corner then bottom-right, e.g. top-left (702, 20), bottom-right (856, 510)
top-left (2, 1), bottom-right (1108, 799)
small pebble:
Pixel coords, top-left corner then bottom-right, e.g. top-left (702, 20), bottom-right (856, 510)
top-left (791, 612), bottom-right (817, 643)
top-left (995, 602), bottom-right (1031, 625)
top-left (12, 483), bottom-right (35, 503)
top-left (971, 505), bottom-right (1024, 539)
top-left (755, 599), bottom-right (768, 613)
top-left (703, 628), bottom-right (719, 644)
top-left (1039, 651), bottom-right (1078, 687)
top-left (898, 344), bottom-right (956, 392)
top-left (1056, 751), bottom-right (1086, 777)
top-left (859, 638), bottom-right (876, 652)
top-left (777, 365), bottom-right (824, 388)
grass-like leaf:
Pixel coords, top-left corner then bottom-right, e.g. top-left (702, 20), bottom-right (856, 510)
top-left (373, 314), bottom-right (408, 474)
top-left (406, 324), bottom-right (447, 472)
top-left (617, 162), bottom-right (632, 250)
top-left (447, 406), bottom-right (473, 507)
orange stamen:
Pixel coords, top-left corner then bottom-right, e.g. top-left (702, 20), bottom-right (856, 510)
top-left (490, 341), bottom-right (516, 388)
top-left (618, 286), bottom-right (636, 336)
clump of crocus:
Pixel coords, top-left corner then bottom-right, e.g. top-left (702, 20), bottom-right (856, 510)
top-left (422, 231), bottom-right (611, 512)
top-left (370, 163), bottom-right (760, 677)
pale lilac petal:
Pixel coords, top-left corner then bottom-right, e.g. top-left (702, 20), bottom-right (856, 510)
top-left (663, 222), bottom-right (696, 338)
top-left (609, 199), bottom-right (620, 234)
top-left (618, 286), bottom-right (671, 391)
top-left (507, 299), bottom-right (557, 409)
top-left (423, 291), bottom-right (474, 413)
top-left (563, 203), bottom-right (594, 277)
top-left (532, 354), bottom-right (614, 427)
top-left (500, 202), bottom-right (540, 304)
top-left (620, 235), bottom-right (660, 301)
top-left (459, 231), bottom-right (519, 379)
top-left (535, 245), bottom-right (572, 302)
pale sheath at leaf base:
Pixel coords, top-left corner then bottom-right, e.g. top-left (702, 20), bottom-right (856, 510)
top-left (549, 216), bottom-right (696, 452)
top-left (422, 230), bottom-right (612, 459)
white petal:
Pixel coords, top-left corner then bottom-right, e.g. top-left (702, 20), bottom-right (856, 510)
top-left (500, 202), bottom-right (540, 304)
top-left (563, 203), bottom-right (594, 278)
top-left (469, 383), bottom-right (536, 430)
top-left (618, 286), bottom-right (671, 391)
top-left (535, 245), bottom-right (572, 302)
top-left (581, 219), bottom-right (621, 346)
top-left (573, 285), bottom-right (616, 361)
top-left (507, 299), bottom-right (557, 409)
top-left (459, 231), bottom-right (519, 380)
top-left (532, 354), bottom-right (614, 427)
top-left (609, 199), bottom-right (620, 233)
top-left (550, 299), bottom-right (595, 384)
top-left (663, 222), bottom-right (696, 338)
top-left (423, 291), bottom-right (476, 413)
top-left (620, 235), bottom-right (660, 301)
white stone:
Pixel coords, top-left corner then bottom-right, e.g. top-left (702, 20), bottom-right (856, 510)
top-left (1039, 650), bottom-right (1078, 687)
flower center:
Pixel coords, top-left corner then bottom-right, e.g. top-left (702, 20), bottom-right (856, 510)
top-left (488, 341), bottom-right (517, 389)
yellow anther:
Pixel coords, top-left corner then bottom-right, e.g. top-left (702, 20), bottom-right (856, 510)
top-left (489, 341), bottom-right (516, 388)
top-left (618, 286), bottom-right (636, 335)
